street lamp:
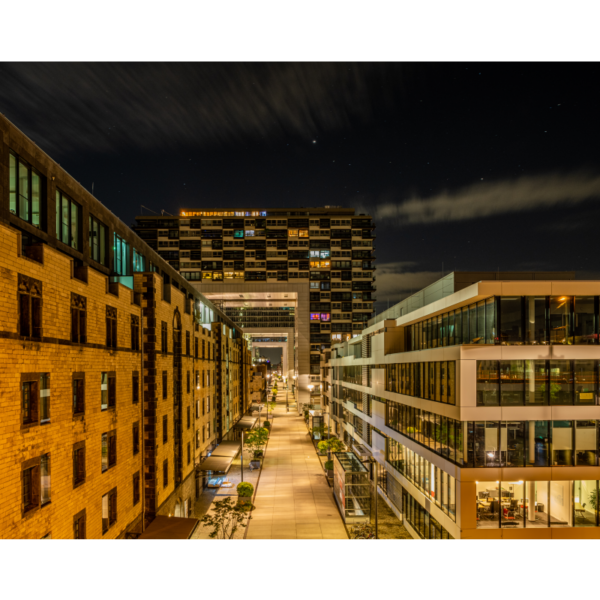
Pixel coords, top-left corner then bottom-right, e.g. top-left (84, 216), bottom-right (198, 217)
top-left (241, 429), bottom-right (244, 484)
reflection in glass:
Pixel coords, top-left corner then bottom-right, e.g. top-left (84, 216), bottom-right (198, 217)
top-left (549, 360), bottom-right (573, 404)
top-left (503, 422), bottom-right (526, 467)
top-left (525, 297), bottom-right (548, 344)
top-left (477, 360), bottom-right (499, 406)
top-left (476, 301), bottom-right (485, 344)
top-left (531, 421), bottom-right (550, 466)
top-left (485, 297), bottom-right (496, 344)
top-left (500, 360), bottom-right (524, 405)
top-left (574, 361), bottom-right (597, 405)
top-left (500, 297), bottom-right (523, 345)
top-left (550, 296), bottom-right (572, 344)
top-left (573, 296), bottom-right (596, 344)
top-left (469, 304), bottom-right (477, 343)
top-left (462, 306), bottom-right (469, 345)
top-left (525, 360), bottom-right (548, 405)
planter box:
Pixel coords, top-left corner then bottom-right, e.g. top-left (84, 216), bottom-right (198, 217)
top-left (250, 460), bottom-right (261, 469)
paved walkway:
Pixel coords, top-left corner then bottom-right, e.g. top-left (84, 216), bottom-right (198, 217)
top-left (246, 397), bottom-right (348, 539)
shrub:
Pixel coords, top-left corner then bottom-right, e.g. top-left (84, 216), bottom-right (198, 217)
top-left (263, 420), bottom-right (271, 429)
top-left (237, 482), bottom-right (254, 497)
top-left (317, 441), bottom-right (328, 454)
top-left (324, 460), bottom-right (333, 471)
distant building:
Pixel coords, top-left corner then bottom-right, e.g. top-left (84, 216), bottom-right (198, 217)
top-left (132, 207), bottom-right (376, 405)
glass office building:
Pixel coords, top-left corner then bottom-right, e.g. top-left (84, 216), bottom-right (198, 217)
top-left (323, 272), bottom-right (600, 539)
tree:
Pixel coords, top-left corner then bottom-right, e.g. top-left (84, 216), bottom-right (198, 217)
top-left (267, 401), bottom-right (276, 415)
top-left (244, 427), bottom-right (269, 459)
top-left (200, 497), bottom-right (250, 539)
top-left (318, 437), bottom-right (345, 454)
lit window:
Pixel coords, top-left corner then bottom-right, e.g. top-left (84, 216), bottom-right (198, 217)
top-left (310, 313), bottom-right (321, 321)
top-left (245, 230), bottom-right (255, 237)
top-left (298, 229), bottom-right (309, 238)
top-left (288, 230), bottom-right (298, 237)
top-left (202, 272), bottom-right (213, 280)
top-left (224, 272), bottom-right (234, 279)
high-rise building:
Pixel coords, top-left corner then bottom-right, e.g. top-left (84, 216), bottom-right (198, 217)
top-left (0, 113), bottom-right (252, 539)
top-left (324, 271), bottom-right (600, 539)
top-left (133, 208), bottom-right (376, 404)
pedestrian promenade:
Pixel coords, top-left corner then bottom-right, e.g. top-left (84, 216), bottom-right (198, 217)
top-left (245, 397), bottom-right (348, 539)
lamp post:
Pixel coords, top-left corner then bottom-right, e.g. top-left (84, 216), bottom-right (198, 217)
top-left (240, 429), bottom-right (244, 484)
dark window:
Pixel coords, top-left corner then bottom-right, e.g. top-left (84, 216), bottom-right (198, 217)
top-left (186, 331), bottom-right (190, 356)
top-left (9, 151), bottom-right (44, 228)
top-left (161, 321), bottom-right (168, 353)
top-left (195, 337), bottom-right (198, 358)
top-left (163, 459), bottom-right (168, 488)
top-left (89, 214), bottom-right (108, 266)
top-left (131, 315), bottom-right (140, 351)
top-left (22, 460), bottom-right (40, 514)
top-left (73, 374), bottom-right (85, 415)
top-left (106, 306), bottom-right (117, 348)
top-left (102, 431), bottom-right (117, 471)
top-left (18, 274), bottom-right (42, 338)
top-left (73, 510), bottom-right (86, 539)
top-left (133, 422), bottom-right (140, 455)
top-left (499, 297), bottom-right (522, 345)
top-left (574, 296), bottom-right (597, 345)
top-left (102, 488), bottom-right (117, 534)
top-left (73, 443), bottom-right (86, 487)
top-left (162, 371), bottom-right (167, 399)
top-left (187, 371), bottom-right (190, 394)
top-left (22, 378), bottom-right (39, 426)
top-left (187, 442), bottom-right (191, 465)
top-left (163, 415), bottom-right (168, 443)
top-left (40, 373), bottom-right (50, 424)
top-left (71, 293), bottom-right (87, 343)
top-left (56, 189), bottom-right (81, 249)
top-left (108, 374), bottom-right (116, 408)
top-left (133, 472), bottom-right (141, 506)
top-left (187, 405), bottom-right (191, 429)
top-left (132, 372), bottom-right (139, 404)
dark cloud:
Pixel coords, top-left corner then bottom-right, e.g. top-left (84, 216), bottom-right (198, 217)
top-left (368, 171), bottom-right (600, 226)
top-left (0, 63), bottom-right (402, 155)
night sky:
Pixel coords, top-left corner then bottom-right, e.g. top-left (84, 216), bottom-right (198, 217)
top-left (2, 62), bottom-right (600, 315)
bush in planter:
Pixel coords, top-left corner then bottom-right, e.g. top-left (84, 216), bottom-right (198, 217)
top-left (317, 441), bottom-right (329, 455)
top-left (263, 420), bottom-right (271, 429)
top-left (237, 482), bottom-right (254, 497)
top-left (324, 460), bottom-right (334, 472)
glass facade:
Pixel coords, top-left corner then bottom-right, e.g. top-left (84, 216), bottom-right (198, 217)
top-left (477, 359), bottom-right (599, 406)
top-left (55, 190), bottom-right (80, 250)
top-left (476, 480), bottom-right (600, 529)
top-left (385, 361), bottom-right (456, 405)
top-left (402, 487), bottom-right (454, 539)
top-left (385, 399), bottom-right (600, 468)
top-left (9, 151), bottom-right (43, 228)
top-left (113, 233), bottom-right (130, 276)
top-left (406, 296), bottom-right (600, 348)
top-left (387, 437), bottom-right (456, 521)
top-left (89, 215), bottom-right (108, 266)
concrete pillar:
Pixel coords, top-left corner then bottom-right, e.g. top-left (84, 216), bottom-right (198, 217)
top-left (529, 421), bottom-right (536, 464)
top-left (527, 481), bottom-right (536, 522)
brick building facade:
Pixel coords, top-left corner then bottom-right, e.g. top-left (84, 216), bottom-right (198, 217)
top-left (0, 113), bottom-right (252, 538)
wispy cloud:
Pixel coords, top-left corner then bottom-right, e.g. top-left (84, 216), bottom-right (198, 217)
top-left (0, 63), bottom-right (402, 155)
top-left (371, 172), bottom-right (600, 225)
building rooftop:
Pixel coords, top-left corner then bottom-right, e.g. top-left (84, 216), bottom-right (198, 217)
top-left (368, 270), bottom-right (576, 328)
